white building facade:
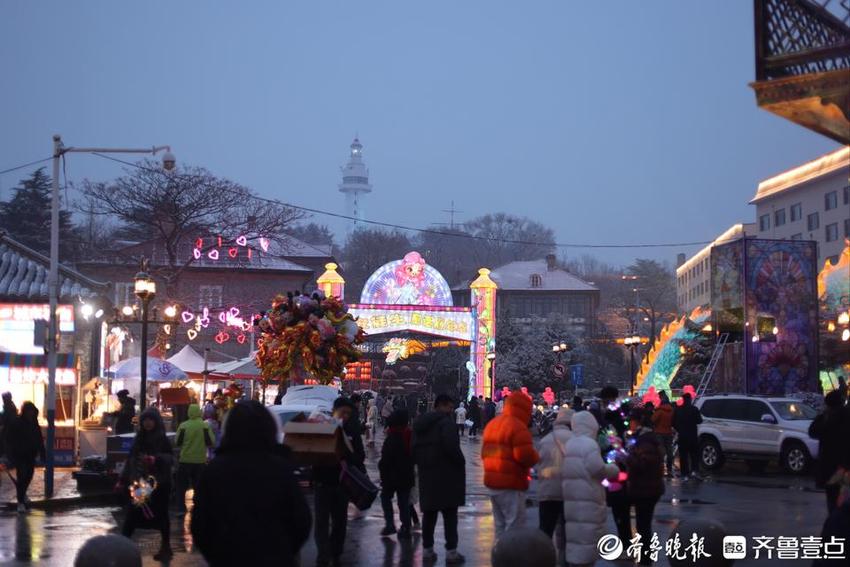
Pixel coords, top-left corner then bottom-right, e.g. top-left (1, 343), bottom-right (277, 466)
top-left (750, 146), bottom-right (850, 268)
top-left (676, 223), bottom-right (755, 314)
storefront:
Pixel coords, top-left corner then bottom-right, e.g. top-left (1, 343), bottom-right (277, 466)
top-left (0, 234), bottom-right (111, 465)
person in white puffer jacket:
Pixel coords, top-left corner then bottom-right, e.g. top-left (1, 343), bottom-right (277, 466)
top-left (561, 411), bottom-right (620, 567)
top-left (536, 408), bottom-right (574, 563)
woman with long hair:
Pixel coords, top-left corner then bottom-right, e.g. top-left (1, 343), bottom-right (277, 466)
top-left (192, 400), bottom-right (311, 566)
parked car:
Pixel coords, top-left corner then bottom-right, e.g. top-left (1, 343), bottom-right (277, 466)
top-left (695, 395), bottom-right (819, 474)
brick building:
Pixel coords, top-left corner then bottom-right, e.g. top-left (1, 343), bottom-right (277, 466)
top-left (454, 254), bottom-right (600, 338)
top-left (75, 235), bottom-right (335, 361)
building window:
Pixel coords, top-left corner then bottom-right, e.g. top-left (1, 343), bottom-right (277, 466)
top-left (791, 233), bottom-right (803, 240)
top-left (530, 274), bottom-right (542, 288)
top-left (845, 218), bottom-right (850, 239)
top-left (844, 186), bottom-right (850, 205)
top-left (790, 203), bottom-right (802, 222)
top-left (114, 282), bottom-right (134, 308)
top-left (807, 212), bottom-right (819, 232)
top-left (826, 223), bottom-right (839, 242)
top-left (199, 285), bottom-right (223, 308)
top-left (774, 208), bottom-right (786, 227)
top-left (825, 191), bottom-right (838, 211)
top-left (759, 214), bottom-right (770, 232)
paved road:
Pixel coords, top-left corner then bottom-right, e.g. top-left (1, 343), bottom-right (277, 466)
top-left (0, 432), bottom-right (832, 566)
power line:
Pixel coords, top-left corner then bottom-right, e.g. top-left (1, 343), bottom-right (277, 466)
top-left (0, 156), bottom-right (53, 176)
top-left (89, 152), bottom-right (716, 250)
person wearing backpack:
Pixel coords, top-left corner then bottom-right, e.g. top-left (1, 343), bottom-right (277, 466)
top-left (536, 408), bottom-right (573, 562)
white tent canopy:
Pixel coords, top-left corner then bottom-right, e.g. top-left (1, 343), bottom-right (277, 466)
top-left (211, 353), bottom-right (259, 376)
top-left (166, 345), bottom-right (208, 373)
top-left (109, 357), bottom-right (187, 382)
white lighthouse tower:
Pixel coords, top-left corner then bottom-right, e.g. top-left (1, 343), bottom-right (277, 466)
top-left (338, 137), bottom-right (372, 233)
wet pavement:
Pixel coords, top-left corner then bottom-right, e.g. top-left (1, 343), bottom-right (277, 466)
top-left (0, 433), bottom-right (832, 566)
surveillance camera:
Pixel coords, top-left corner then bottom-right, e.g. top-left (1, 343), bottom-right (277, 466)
top-left (161, 151), bottom-right (176, 171)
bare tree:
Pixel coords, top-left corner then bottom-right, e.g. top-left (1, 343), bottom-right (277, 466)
top-left (79, 160), bottom-right (306, 296)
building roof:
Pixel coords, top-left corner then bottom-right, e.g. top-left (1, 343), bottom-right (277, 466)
top-left (82, 235), bottom-right (328, 274)
top-left (488, 259), bottom-right (598, 292)
top-left (0, 234), bottom-right (107, 301)
top-left (676, 223), bottom-right (756, 276)
top-left (751, 146), bottom-right (849, 204)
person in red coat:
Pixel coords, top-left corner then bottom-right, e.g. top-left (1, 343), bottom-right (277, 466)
top-left (481, 390), bottom-right (539, 538)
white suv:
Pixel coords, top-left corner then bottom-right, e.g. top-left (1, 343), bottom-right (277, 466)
top-left (695, 395), bottom-right (819, 475)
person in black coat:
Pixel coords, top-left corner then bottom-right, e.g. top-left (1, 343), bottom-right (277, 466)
top-left (6, 402), bottom-right (45, 512)
top-left (379, 409), bottom-right (415, 537)
top-left (119, 408), bottom-right (173, 561)
top-left (192, 400), bottom-right (311, 567)
top-left (111, 390), bottom-right (136, 435)
top-left (312, 397), bottom-right (364, 567)
top-left (809, 390), bottom-right (850, 514)
top-left (412, 394), bottom-right (466, 563)
top-left (672, 393), bottom-right (703, 479)
top-left (483, 397), bottom-right (496, 429)
top-left (467, 397), bottom-right (482, 438)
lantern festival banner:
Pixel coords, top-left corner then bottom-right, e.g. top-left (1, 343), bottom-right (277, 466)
top-left (350, 305), bottom-right (474, 341)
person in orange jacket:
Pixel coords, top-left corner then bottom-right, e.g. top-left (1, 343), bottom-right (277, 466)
top-left (481, 390), bottom-right (539, 538)
top-left (651, 391), bottom-right (675, 476)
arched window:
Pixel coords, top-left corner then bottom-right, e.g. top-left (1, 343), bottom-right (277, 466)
top-left (530, 274), bottom-right (542, 288)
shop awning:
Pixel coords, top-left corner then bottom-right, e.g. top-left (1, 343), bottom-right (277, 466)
top-left (0, 352), bottom-right (77, 386)
top-left (0, 352), bottom-right (76, 368)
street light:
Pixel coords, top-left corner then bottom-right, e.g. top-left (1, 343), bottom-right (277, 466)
top-left (44, 135), bottom-right (173, 496)
top-left (134, 264), bottom-right (157, 412)
top-left (623, 335), bottom-right (642, 396)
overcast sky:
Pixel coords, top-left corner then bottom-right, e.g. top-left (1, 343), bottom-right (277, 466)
top-left (0, 1), bottom-right (837, 268)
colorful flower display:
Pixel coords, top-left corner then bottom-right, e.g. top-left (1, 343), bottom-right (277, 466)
top-left (255, 291), bottom-right (365, 385)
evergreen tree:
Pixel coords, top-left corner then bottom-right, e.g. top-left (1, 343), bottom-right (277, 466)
top-left (0, 168), bottom-right (77, 257)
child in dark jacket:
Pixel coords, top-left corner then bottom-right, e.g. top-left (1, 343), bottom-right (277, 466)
top-left (378, 409), bottom-right (415, 538)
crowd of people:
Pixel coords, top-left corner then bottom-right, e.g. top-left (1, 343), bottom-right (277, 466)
top-left (0, 380), bottom-right (847, 567)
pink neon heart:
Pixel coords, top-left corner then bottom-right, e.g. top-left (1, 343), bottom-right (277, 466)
top-left (187, 329), bottom-right (198, 341)
top-left (259, 237), bottom-right (270, 252)
top-left (218, 311), bottom-right (227, 323)
top-left (193, 248), bottom-right (201, 260)
top-left (181, 311), bottom-right (195, 323)
top-left (236, 235), bottom-right (247, 246)
top-left (207, 249), bottom-right (219, 260)
top-left (229, 307), bottom-right (240, 318)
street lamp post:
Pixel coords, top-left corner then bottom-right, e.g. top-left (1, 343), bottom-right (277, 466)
top-left (552, 341), bottom-right (569, 397)
top-left (45, 135), bottom-right (173, 497)
top-left (134, 264), bottom-right (157, 411)
top-left (623, 335), bottom-right (642, 396)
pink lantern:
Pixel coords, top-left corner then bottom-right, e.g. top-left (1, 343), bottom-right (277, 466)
top-left (520, 386), bottom-right (531, 399)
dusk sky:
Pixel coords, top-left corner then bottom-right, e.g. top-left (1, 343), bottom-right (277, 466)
top-left (0, 1), bottom-right (838, 268)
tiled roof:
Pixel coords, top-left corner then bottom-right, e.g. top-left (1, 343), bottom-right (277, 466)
top-left (489, 259), bottom-right (598, 292)
top-left (0, 234), bottom-right (107, 300)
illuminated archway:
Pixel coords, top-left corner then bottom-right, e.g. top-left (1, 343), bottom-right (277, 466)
top-left (317, 253), bottom-right (497, 398)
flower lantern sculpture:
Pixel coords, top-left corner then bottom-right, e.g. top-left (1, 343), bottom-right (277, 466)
top-left (255, 291), bottom-right (365, 386)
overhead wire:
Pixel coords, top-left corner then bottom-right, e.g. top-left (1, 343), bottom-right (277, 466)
top-left (0, 156), bottom-right (53, 176)
top-left (88, 151), bottom-right (717, 250)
